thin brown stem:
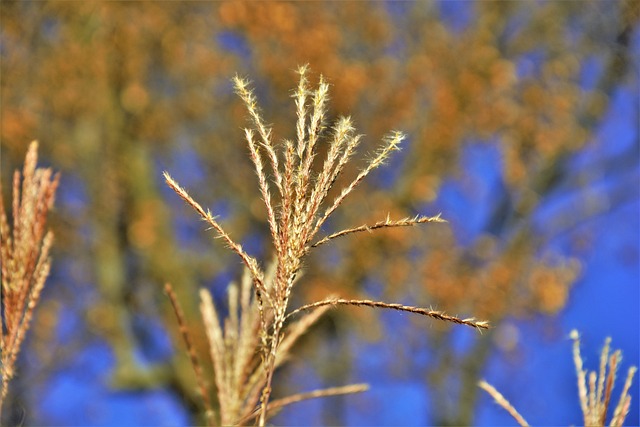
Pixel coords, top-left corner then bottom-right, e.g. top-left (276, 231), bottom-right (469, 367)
top-left (311, 214), bottom-right (446, 248)
top-left (164, 283), bottom-right (215, 426)
top-left (601, 351), bottom-right (619, 425)
top-left (163, 172), bottom-right (270, 304)
top-left (478, 380), bottom-right (529, 427)
top-left (238, 383), bottom-right (369, 425)
top-left (258, 321), bottom-right (283, 427)
top-left (287, 299), bottom-right (490, 330)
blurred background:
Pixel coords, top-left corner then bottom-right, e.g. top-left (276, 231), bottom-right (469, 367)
top-left (1, 1), bottom-right (638, 425)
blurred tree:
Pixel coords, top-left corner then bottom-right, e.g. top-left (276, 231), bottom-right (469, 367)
top-left (1, 2), bottom-right (242, 422)
top-left (216, 1), bottom-right (638, 424)
top-left (1, 1), bottom-right (637, 425)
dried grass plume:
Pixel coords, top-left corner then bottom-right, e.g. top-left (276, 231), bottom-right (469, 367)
top-left (0, 141), bottom-right (59, 419)
top-left (479, 330), bottom-right (636, 426)
top-left (165, 66), bottom-right (487, 426)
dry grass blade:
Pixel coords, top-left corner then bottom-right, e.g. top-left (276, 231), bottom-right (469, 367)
top-left (611, 366), bottom-right (637, 426)
top-left (244, 128), bottom-right (280, 251)
top-left (236, 383), bottom-right (369, 426)
top-left (596, 337), bottom-right (611, 419)
top-left (571, 329), bottom-right (590, 424)
top-left (200, 288), bottom-right (231, 425)
top-left (311, 130), bottom-right (406, 238)
top-left (303, 118), bottom-right (361, 231)
top-left (286, 298), bottom-right (490, 330)
top-left (164, 283), bottom-right (215, 425)
top-left (311, 214), bottom-right (446, 248)
top-left (163, 172), bottom-right (269, 303)
top-left (478, 380), bottom-right (529, 427)
top-left (601, 351), bottom-right (619, 424)
top-left (293, 65), bottom-right (309, 158)
top-left (232, 76), bottom-right (283, 197)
